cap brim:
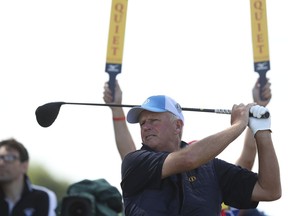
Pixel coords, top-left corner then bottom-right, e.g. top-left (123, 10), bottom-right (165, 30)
top-left (127, 106), bottom-right (166, 123)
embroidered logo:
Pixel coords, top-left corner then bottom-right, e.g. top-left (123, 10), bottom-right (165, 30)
top-left (188, 176), bottom-right (197, 182)
top-left (175, 103), bottom-right (182, 114)
top-left (24, 208), bottom-right (35, 216)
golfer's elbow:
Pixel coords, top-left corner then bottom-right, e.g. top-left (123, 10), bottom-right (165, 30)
top-left (268, 181), bottom-right (282, 201)
top-left (253, 182), bottom-right (282, 201)
top-left (265, 186), bottom-right (282, 201)
top-left (271, 187), bottom-right (282, 201)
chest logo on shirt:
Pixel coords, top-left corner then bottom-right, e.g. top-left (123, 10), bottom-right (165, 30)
top-left (188, 176), bottom-right (197, 182)
top-left (24, 208), bottom-right (35, 216)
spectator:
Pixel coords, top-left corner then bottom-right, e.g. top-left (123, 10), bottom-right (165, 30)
top-left (0, 138), bottom-right (57, 216)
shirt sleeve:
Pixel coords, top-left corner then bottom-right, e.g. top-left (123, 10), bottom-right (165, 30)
top-left (214, 158), bottom-right (259, 209)
top-left (121, 149), bottom-right (169, 196)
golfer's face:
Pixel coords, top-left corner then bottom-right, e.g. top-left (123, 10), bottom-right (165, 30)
top-left (139, 111), bottom-right (178, 151)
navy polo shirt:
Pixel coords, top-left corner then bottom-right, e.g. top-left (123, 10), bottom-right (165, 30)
top-left (121, 141), bottom-right (258, 216)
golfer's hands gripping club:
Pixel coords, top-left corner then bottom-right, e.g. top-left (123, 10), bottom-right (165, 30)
top-left (249, 105), bottom-right (271, 136)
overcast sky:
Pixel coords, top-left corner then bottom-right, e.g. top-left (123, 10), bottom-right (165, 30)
top-left (1, 1), bottom-right (287, 214)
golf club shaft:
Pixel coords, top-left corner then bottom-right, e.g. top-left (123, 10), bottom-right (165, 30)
top-left (61, 102), bottom-right (268, 117)
top-left (62, 102), bottom-right (229, 113)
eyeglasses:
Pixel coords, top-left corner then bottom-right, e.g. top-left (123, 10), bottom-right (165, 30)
top-left (0, 154), bottom-right (20, 163)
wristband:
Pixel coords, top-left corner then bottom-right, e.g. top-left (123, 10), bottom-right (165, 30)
top-left (113, 116), bottom-right (126, 121)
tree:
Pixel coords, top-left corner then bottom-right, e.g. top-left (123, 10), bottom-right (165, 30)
top-left (28, 162), bottom-right (72, 202)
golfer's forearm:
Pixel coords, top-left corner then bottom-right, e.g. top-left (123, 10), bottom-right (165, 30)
top-left (185, 123), bottom-right (247, 169)
top-left (255, 131), bottom-right (281, 200)
top-left (235, 128), bottom-right (256, 169)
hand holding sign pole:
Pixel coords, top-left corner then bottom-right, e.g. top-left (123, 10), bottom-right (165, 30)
top-left (250, 0), bottom-right (270, 100)
top-left (105, 0), bottom-right (128, 101)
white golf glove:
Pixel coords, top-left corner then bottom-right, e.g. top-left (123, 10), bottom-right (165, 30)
top-left (248, 105), bottom-right (271, 135)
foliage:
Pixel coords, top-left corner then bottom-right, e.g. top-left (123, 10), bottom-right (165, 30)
top-left (27, 162), bottom-right (72, 203)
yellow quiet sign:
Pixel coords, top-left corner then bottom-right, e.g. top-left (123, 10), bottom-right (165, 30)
top-left (250, 0), bottom-right (270, 63)
top-left (106, 0), bottom-right (128, 65)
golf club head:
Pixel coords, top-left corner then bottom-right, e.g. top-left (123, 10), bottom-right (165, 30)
top-left (35, 102), bottom-right (65, 127)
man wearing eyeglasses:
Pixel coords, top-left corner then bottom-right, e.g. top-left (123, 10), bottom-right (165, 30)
top-left (0, 138), bottom-right (57, 216)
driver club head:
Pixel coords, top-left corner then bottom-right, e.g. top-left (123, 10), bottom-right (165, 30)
top-left (35, 102), bottom-right (65, 127)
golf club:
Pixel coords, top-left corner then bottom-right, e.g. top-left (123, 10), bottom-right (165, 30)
top-left (35, 102), bottom-right (270, 128)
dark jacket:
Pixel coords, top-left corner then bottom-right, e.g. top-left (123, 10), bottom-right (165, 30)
top-left (0, 175), bottom-right (57, 216)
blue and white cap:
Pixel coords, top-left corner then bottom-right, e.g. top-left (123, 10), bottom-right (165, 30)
top-left (127, 95), bottom-right (184, 124)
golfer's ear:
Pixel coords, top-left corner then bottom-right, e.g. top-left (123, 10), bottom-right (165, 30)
top-left (175, 119), bottom-right (183, 132)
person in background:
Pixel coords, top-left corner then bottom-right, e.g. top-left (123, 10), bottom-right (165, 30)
top-left (0, 138), bottom-right (57, 216)
top-left (103, 81), bottom-right (136, 160)
top-left (103, 79), bottom-right (279, 215)
top-left (235, 79), bottom-right (271, 169)
top-left (221, 80), bottom-right (272, 216)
